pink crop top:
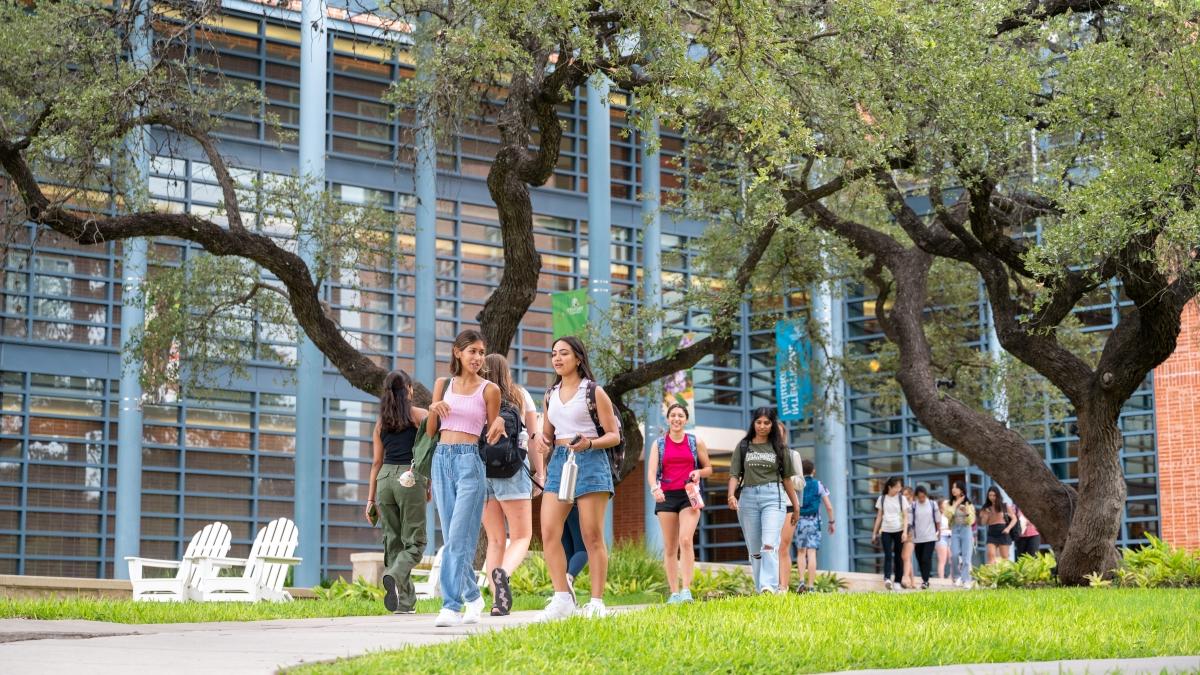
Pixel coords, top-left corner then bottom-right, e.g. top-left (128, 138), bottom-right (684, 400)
top-left (439, 378), bottom-right (488, 435)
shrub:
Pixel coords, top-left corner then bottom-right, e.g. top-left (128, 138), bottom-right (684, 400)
top-left (973, 538), bottom-right (1200, 589)
top-left (690, 568), bottom-right (754, 599)
top-left (509, 552), bottom-right (553, 595)
top-left (973, 553), bottom-right (1058, 589)
top-left (811, 572), bottom-right (848, 593)
top-left (313, 577), bottom-right (384, 602)
top-left (509, 541), bottom-right (668, 597)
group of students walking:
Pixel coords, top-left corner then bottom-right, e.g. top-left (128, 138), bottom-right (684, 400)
top-left (365, 329), bottom-right (1041, 623)
top-left (365, 330), bottom-right (621, 626)
top-left (873, 479), bottom-right (1041, 590)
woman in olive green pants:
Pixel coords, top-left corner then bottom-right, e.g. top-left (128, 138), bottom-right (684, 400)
top-left (366, 370), bottom-right (429, 614)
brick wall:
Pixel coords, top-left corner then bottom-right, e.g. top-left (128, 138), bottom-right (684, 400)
top-left (612, 460), bottom-right (646, 544)
top-left (1154, 301), bottom-right (1200, 550)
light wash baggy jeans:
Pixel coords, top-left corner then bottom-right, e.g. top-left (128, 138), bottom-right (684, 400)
top-left (432, 442), bottom-right (486, 611)
top-left (737, 483), bottom-right (787, 592)
top-left (950, 524), bottom-right (975, 584)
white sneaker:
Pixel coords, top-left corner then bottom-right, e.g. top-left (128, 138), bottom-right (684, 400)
top-left (535, 595), bottom-right (576, 622)
top-left (964, 580), bottom-right (974, 590)
top-left (953, 579), bottom-right (963, 587)
top-left (580, 599), bottom-right (609, 618)
top-left (434, 608), bottom-right (462, 627)
top-left (462, 596), bottom-right (484, 624)
top-left (884, 579), bottom-right (893, 591)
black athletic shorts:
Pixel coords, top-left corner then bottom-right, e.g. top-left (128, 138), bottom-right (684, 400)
top-left (654, 489), bottom-right (692, 514)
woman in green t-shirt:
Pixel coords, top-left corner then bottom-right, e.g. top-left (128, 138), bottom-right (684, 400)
top-left (726, 407), bottom-right (799, 593)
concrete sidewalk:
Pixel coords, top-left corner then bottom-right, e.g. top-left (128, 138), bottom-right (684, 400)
top-left (0, 611), bottom-right (549, 674)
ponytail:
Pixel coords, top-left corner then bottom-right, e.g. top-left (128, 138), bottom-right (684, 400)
top-left (380, 370), bottom-right (415, 433)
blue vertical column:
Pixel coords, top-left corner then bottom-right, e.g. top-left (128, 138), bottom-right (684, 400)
top-left (294, 0), bottom-right (327, 587)
top-left (114, 0), bottom-right (152, 579)
top-left (413, 15), bottom-right (438, 554)
top-left (586, 75), bottom-right (614, 542)
top-left (640, 120), bottom-right (663, 556)
top-left (813, 260), bottom-right (849, 572)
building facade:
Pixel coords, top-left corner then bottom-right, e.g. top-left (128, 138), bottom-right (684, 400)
top-left (1, 1), bottom-right (1194, 582)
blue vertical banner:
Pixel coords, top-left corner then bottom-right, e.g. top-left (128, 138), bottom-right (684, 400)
top-left (776, 319), bottom-right (813, 421)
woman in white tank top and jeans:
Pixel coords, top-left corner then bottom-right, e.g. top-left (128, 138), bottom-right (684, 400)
top-left (536, 336), bottom-right (622, 621)
top-left (425, 329), bottom-right (505, 628)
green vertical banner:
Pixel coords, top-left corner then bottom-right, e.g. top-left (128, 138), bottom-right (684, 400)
top-left (552, 288), bottom-right (589, 339)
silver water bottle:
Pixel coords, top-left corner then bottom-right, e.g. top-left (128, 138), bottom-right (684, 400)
top-left (557, 451), bottom-right (578, 503)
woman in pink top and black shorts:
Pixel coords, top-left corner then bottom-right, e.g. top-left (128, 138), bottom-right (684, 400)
top-left (646, 403), bottom-right (712, 604)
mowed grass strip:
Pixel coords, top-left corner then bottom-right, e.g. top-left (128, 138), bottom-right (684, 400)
top-left (0, 591), bottom-right (660, 624)
top-left (292, 588), bottom-right (1200, 674)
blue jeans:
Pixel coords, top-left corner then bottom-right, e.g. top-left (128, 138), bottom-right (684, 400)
top-left (950, 525), bottom-right (974, 584)
top-left (432, 442), bottom-right (486, 611)
top-left (737, 483), bottom-right (786, 592)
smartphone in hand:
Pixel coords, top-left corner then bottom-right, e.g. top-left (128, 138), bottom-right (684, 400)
top-left (367, 502), bottom-right (379, 527)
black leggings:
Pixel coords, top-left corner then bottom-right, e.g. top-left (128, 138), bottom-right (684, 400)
top-left (1014, 535), bottom-right (1042, 559)
top-left (562, 505), bottom-right (588, 577)
top-left (881, 531), bottom-right (904, 583)
top-left (913, 541), bottom-right (936, 583)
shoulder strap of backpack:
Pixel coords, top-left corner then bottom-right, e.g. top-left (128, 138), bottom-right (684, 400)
top-left (655, 435), bottom-right (665, 483)
top-left (686, 433), bottom-right (699, 467)
top-left (585, 380), bottom-right (605, 436)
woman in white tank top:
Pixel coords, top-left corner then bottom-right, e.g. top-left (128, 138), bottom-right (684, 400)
top-left (535, 336), bottom-right (622, 621)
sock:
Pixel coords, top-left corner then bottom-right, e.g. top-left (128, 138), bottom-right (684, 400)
top-left (554, 591), bottom-right (573, 602)
top-left (589, 598), bottom-right (605, 607)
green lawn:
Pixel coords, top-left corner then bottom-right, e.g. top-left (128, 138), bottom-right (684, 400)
top-left (0, 591), bottom-right (660, 624)
top-left (292, 588), bottom-right (1200, 674)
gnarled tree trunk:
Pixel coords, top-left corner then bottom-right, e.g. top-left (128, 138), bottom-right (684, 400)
top-left (1056, 404), bottom-right (1125, 584)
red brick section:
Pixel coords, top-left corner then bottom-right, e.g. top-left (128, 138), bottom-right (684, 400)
top-left (1155, 301), bottom-right (1200, 550)
top-left (612, 460), bottom-right (646, 544)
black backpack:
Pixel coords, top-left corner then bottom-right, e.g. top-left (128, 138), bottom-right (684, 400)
top-left (584, 381), bottom-right (626, 485)
top-left (477, 400), bottom-right (526, 479)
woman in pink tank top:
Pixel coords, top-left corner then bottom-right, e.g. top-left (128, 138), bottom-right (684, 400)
top-left (646, 403), bottom-right (712, 604)
top-left (424, 329), bottom-right (505, 628)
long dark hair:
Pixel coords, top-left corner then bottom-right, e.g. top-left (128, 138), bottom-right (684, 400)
top-left (740, 407), bottom-right (786, 478)
top-left (950, 480), bottom-right (973, 506)
top-left (450, 329), bottom-right (486, 376)
top-left (483, 353), bottom-right (524, 411)
top-left (985, 486), bottom-right (1005, 513)
top-left (881, 476), bottom-right (903, 497)
top-left (550, 336), bottom-right (596, 389)
top-left (379, 369), bottom-right (415, 433)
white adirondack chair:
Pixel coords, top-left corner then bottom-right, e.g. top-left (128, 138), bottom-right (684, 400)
top-left (125, 522), bottom-right (232, 602)
top-left (412, 545), bottom-right (488, 600)
top-left (194, 517), bottom-right (301, 602)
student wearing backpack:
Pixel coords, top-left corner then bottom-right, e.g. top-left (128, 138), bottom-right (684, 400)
top-left (871, 477), bottom-right (909, 591)
top-left (480, 354), bottom-right (545, 616)
top-left (425, 330), bottom-right (507, 627)
top-left (793, 458), bottom-right (835, 593)
top-left (908, 486), bottom-right (940, 589)
top-left (647, 403), bottom-right (713, 604)
top-left (1012, 504), bottom-right (1041, 558)
top-left (537, 336), bottom-right (623, 621)
top-left (726, 407), bottom-right (799, 594)
top-left (366, 369), bottom-right (429, 614)
top-left (980, 486), bottom-right (1017, 564)
top-left (944, 481), bottom-right (976, 588)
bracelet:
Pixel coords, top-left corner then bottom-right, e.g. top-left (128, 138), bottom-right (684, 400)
top-left (586, 438), bottom-right (593, 449)
top-left (367, 499), bottom-right (375, 504)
